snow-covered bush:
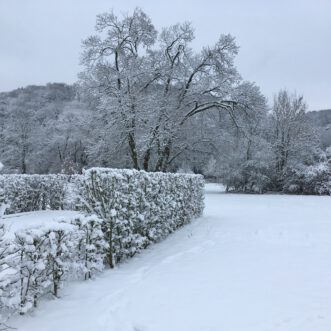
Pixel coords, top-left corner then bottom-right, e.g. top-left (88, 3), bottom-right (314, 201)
top-left (0, 224), bottom-right (14, 324)
top-left (0, 174), bottom-right (80, 214)
top-left (0, 214), bottom-right (106, 319)
top-left (14, 228), bottom-right (52, 313)
top-left (224, 160), bottom-right (272, 193)
top-left (283, 163), bottom-right (331, 195)
top-left (71, 216), bottom-right (107, 280)
top-left (79, 168), bottom-right (204, 267)
top-left (45, 223), bottom-right (77, 297)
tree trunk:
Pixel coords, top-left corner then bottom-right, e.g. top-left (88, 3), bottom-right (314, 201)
top-left (107, 225), bottom-right (114, 268)
top-left (21, 145), bottom-right (27, 174)
top-left (128, 132), bottom-right (139, 170)
top-left (161, 143), bottom-right (171, 172)
top-left (143, 148), bottom-right (151, 171)
top-left (155, 141), bottom-right (171, 172)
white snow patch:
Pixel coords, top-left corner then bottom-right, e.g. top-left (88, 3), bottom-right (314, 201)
top-left (1, 210), bottom-right (84, 240)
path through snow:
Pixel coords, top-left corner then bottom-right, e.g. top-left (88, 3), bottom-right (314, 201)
top-left (10, 184), bottom-right (331, 331)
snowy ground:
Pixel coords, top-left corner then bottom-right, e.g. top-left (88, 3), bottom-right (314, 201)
top-left (8, 184), bottom-right (331, 331)
top-left (1, 210), bottom-right (84, 239)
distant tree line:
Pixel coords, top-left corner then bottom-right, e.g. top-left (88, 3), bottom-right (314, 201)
top-left (0, 8), bottom-right (330, 193)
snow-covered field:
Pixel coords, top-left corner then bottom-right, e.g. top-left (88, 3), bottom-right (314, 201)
top-left (7, 184), bottom-right (331, 331)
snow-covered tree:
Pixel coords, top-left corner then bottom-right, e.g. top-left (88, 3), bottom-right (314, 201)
top-left (80, 8), bottom-right (261, 172)
top-left (270, 90), bottom-right (319, 186)
top-left (80, 8), bottom-right (157, 170)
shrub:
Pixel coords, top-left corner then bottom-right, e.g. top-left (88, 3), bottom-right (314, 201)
top-left (283, 163), bottom-right (331, 195)
top-left (224, 160), bottom-right (272, 193)
top-left (0, 214), bottom-right (107, 320)
top-left (79, 168), bottom-right (204, 267)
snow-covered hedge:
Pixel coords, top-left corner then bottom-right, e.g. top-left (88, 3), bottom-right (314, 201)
top-left (0, 168), bottom-right (204, 323)
top-left (0, 169), bottom-right (204, 218)
top-left (0, 168), bottom-right (204, 324)
top-left (0, 214), bottom-right (107, 321)
top-left (0, 175), bottom-right (78, 215)
top-left (1, 170), bottom-right (204, 267)
top-left (0, 173), bottom-right (70, 215)
top-left (79, 168), bottom-right (204, 267)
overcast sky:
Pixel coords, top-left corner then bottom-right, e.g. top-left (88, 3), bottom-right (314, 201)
top-left (0, 0), bottom-right (330, 110)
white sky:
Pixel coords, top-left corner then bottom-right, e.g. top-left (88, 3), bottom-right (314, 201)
top-left (0, 0), bottom-right (330, 110)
